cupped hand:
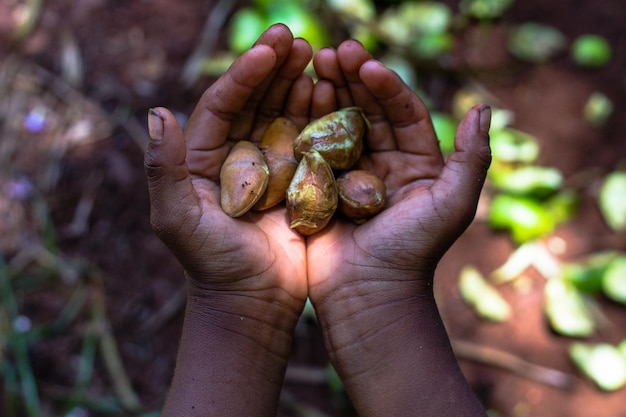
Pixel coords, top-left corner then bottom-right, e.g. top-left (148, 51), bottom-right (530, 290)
top-left (144, 25), bottom-right (313, 318)
top-left (303, 41), bottom-right (491, 416)
top-left (306, 40), bottom-right (492, 323)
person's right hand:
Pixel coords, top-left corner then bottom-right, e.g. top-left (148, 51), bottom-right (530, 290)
top-left (145, 24), bottom-right (312, 324)
top-left (145, 24), bottom-right (315, 416)
top-left (305, 41), bottom-right (491, 417)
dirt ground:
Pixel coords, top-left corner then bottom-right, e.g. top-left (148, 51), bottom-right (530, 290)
top-left (1, 0), bottom-right (625, 416)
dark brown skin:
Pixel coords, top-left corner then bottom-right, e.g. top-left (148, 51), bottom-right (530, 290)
top-left (145, 25), bottom-right (311, 417)
top-left (145, 24), bottom-right (490, 417)
top-left (307, 41), bottom-right (491, 417)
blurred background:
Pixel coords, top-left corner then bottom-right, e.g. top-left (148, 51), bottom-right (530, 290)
top-left (1, 0), bottom-right (625, 416)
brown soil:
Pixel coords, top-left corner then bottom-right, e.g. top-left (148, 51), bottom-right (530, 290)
top-left (1, 0), bottom-right (625, 416)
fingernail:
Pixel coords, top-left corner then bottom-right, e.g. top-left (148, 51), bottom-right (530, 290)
top-left (148, 108), bottom-right (164, 141)
top-left (479, 105), bottom-right (491, 134)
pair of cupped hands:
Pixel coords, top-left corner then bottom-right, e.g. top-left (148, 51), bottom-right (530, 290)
top-left (144, 24), bottom-right (491, 344)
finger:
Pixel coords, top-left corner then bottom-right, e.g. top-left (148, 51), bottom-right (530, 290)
top-left (433, 105), bottom-right (492, 230)
top-left (250, 37), bottom-right (313, 140)
top-left (144, 107), bottom-right (200, 247)
top-left (184, 44), bottom-right (279, 180)
top-left (334, 42), bottom-right (397, 152)
top-left (283, 73), bottom-right (314, 131)
top-left (359, 59), bottom-right (442, 159)
top-left (335, 40), bottom-right (378, 111)
top-left (234, 24), bottom-right (296, 139)
top-left (313, 47), bottom-right (353, 108)
top-left (311, 79), bottom-right (337, 119)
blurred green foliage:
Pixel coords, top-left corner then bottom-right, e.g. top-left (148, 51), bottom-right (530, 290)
top-left (3, 1), bottom-right (624, 414)
top-left (508, 23), bottom-right (567, 63)
top-left (571, 34), bottom-right (612, 67)
top-left (570, 341), bottom-right (626, 391)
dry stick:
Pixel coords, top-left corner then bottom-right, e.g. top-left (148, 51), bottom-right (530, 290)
top-left (180, 0), bottom-right (239, 89)
top-left (451, 339), bottom-right (578, 390)
top-left (90, 278), bottom-right (143, 412)
top-left (138, 285), bottom-right (187, 337)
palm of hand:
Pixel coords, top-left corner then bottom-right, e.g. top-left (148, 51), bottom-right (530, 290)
top-left (178, 176), bottom-right (307, 300)
top-left (305, 41), bottom-right (490, 308)
top-left (306, 149), bottom-right (445, 304)
top-left (147, 26), bottom-right (314, 312)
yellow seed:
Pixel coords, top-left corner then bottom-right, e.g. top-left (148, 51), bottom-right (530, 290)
top-left (253, 117), bottom-right (299, 211)
top-left (220, 141), bottom-right (269, 217)
top-left (337, 170), bottom-right (386, 223)
top-left (286, 150), bottom-right (338, 235)
top-left (293, 106), bottom-right (369, 170)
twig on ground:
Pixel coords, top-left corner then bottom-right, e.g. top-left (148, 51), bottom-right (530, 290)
top-left (452, 338), bottom-right (578, 390)
top-left (180, 0), bottom-right (239, 89)
top-left (138, 285), bottom-right (187, 338)
top-left (90, 276), bottom-right (143, 412)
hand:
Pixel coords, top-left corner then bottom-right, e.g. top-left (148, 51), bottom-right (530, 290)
top-left (306, 41), bottom-right (491, 416)
top-left (145, 24), bottom-right (312, 326)
top-left (145, 25), bottom-right (313, 416)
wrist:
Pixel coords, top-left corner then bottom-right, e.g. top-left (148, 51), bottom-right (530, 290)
top-left (312, 271), bottom-right (435, 353)
top-left (185, 280), bottom-right (302, 360)
top-left (161, 281), bottom-right (302, 417)
top-left (312, 278), bottom-right (485, 417)
top-left (314, 280), bottom-right (435, 374)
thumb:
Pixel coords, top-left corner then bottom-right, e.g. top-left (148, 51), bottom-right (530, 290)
top-left (434, 104), bottom-right (492, 229)
top-left (144, 107), bottom-right (199, 243)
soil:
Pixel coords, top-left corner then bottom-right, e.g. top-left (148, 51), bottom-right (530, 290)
top-left (1, 0), bottom-right (625, 416)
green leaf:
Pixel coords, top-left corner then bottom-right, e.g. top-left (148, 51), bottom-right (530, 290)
top-left (412, 32), bottom-right (454, 59)
top-left (327, 0), bottom-right (376, 22)
top-left (562, 251), bottom-right (618, 294)
top-left (399, 2), bottom-right (452, 35)
top-left (459, 0), bottom-right (514, 19)
top-left (379, 2), bottom-right (452, 46)
top-left (349, 23), bottom-right (379, 51)
top-left (229, 9), bottom-right (268, 54)
top-left (545, 190), bottom-right (579, 224)
top-left (267, 3), bottom-right (331, 49)
top-left (602, 254), bottom-right (626, 304)
top-left (489, 128), bottom-right (540, 164)
top-left (544, 278), bottom-right (594, 337)
top-left (583, 92), bottom-right (614, 127)
top-left (571, 34), bottom-right (612, 68)
top-left (598, 171), bottom-right (626, 231)
top-left (431, 112), bottom-right (458, 155)
top-left (459, 266), bottom-right (512, 322)
top-left (490, 108), bottom-right (515, 130)
top-left (570, 343), bottom-right (626, 391)
top-left (489, 194), bottom-right (555, 244)
top-left (508, 23), bottom-right (567, 63)
top-left (619, 339), bottom-right (626, 358)
top-left (490, 166), bottom-right (563, 198)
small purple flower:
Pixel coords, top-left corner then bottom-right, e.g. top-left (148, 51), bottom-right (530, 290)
top-left (6, 177), bottom-right (34, 200)
top-left (23, 108), bottom-right (47, 133)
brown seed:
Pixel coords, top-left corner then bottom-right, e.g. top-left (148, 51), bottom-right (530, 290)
top-left (253, 117), bottom-right (299, 211)
top-left (293, 106), bottom-right (369, 170)
top-left (337, 170), bottom-right (386, 223)
top-left (286, 150), bottom-right (338, 235)
top-left (220, 141), bottom-right (269, 217)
